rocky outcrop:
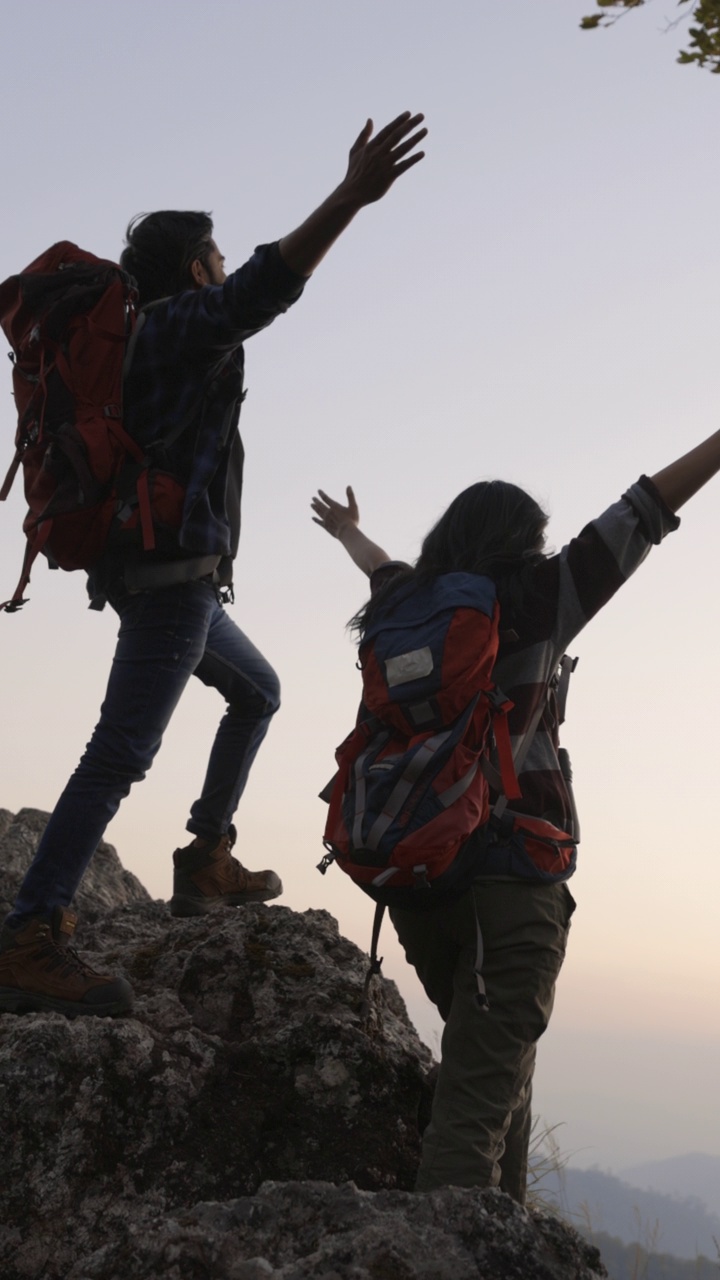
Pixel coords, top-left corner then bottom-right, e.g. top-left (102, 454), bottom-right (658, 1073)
top-left (0, 807), bottom-right (150, 919)
top-left (0, 809), bottom-right (606, 1280)
top-left (67, 1182), bottom-right (607, 1280)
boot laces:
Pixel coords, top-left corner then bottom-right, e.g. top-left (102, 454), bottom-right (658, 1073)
top-left (36, 936), bottom-right (96, 981)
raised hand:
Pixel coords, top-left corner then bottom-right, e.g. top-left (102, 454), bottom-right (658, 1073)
top-left (341, 112), bottom-right (427, 206)
top-left (278, 111), bottom-right (427, 276)
top-left (311, 486), bottom-right (360, 538)
top-left (310, 485), bottom-right (391, 576)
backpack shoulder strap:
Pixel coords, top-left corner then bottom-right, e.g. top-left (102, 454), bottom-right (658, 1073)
top-left (491, 653), bottom-right (578, 819)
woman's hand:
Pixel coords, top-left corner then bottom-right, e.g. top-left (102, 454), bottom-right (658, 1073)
top-left (311, 485), bottom-right (391, 575)
top-left (311, 486), bottom-right (360, 538)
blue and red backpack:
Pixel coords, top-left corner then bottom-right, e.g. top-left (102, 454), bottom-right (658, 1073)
top-left (319, 572), bottom-right (523, 1003)
top-left (319, 570), bottom-right (576, 1008)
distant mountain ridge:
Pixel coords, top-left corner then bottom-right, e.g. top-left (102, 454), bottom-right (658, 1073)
top-left (620, 1153), bottom-right (720, 1220)
top-left (589, 1231), bottom-right (719, 1280)
top-left (537, 1163), bottom-right (720, 1262)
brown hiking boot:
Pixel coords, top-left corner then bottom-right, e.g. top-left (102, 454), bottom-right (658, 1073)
top-left (169, 826), bottom-right (283, 917)
top-left (0, 908), bottom-right (133, 1018)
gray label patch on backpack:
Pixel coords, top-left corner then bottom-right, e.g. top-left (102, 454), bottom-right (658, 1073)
top-left (385, 646), bottom-right (434, 687)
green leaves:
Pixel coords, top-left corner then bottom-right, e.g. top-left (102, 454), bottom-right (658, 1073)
top-left (580, 0), bottom-right (720, 73)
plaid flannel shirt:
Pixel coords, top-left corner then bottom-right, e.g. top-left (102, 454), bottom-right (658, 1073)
top-left (123, 240), bottom-right (306, 557)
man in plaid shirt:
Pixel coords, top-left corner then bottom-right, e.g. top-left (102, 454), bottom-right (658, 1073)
top-left (0, 113), bottom-right (427, 1019)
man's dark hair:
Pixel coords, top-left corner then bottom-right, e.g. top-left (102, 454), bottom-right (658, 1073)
top-left (352, 480), bottom-right (549, 637)
top-left (120, 211), bottom-right (214, 305)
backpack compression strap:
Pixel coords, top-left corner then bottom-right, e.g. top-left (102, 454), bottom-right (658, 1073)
top-left (0, 452), bottom-right (22, 502)
top-left (0, 519), bottom-right (52, 612)
top-left (485, 687), bottom-right (522, 805)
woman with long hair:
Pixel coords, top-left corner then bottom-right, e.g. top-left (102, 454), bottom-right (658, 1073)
top-left (312, 426), bottom-right (718, 1202)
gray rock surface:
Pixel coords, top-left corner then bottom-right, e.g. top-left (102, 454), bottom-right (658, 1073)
top-left (72, 1182), bottom-right (607, 1280)
top-left (0, 807), bottom-right (150, 919)
top-left (0, 809), bottom-right (606, 1280)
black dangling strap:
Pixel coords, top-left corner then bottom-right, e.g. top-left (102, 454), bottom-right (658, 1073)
top-left (473, 897), bottom-right (489, 1012)
top-left (360, 901), bottom-right (386, 1018)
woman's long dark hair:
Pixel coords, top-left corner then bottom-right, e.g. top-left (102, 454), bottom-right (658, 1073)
top-left (352, 480), bottom-right (548, 637)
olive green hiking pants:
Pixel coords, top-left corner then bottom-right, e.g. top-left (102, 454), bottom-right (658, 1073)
top-left (391, 878), bottom-right (575, 1203)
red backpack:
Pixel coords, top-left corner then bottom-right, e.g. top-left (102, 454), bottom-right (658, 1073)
top-left (0, 241), bottom-right (184, 611)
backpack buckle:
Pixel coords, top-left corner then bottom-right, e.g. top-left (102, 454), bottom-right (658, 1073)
top-left (317, 846), bottom-right (336, 875)
top-left (485, 684), bottom-right (512, 714)
top-left (412, 864), bottom-right (431, 891)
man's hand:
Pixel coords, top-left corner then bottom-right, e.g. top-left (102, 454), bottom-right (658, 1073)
top-left (278, 111), bottom-right (427, 276)
top-left (340, 112), bottom-right (427, 207)
top-left (311, 486), bottom-right (360, 538)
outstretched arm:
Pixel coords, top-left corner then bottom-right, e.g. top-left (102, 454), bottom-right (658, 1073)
top-left (650, 425), bottom-right (720, 512)
top-left (311, 486), bottom-right (391, 577)
top-left (279, 112), bottom-right (426, 276)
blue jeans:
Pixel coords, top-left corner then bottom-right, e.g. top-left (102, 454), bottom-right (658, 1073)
top-left (9, 578), bottom-right (280, 925)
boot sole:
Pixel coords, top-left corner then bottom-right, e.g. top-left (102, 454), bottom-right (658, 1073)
top-left (0, 986), bottom-right (134, 1018)
top-left (169, 885), bottom-right (283, 917)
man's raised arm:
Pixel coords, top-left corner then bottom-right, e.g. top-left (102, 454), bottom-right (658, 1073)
top-left (279, 112), bottom-right (426, 277)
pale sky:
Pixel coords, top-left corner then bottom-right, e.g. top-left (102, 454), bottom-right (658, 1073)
top-left (1, 0), bottom-right (719, 1174)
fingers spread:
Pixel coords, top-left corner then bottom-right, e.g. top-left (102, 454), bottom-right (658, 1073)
top-left (391, 152), bottom-right (426, 180)
top-left (391, 126), bottom-right (428, 161)
top-left (372, 111), bottom-right (425, 149)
